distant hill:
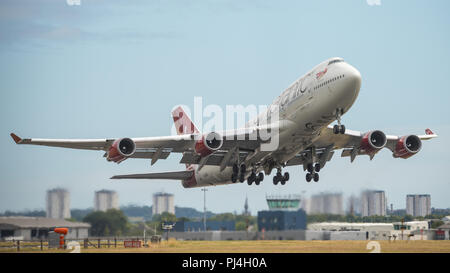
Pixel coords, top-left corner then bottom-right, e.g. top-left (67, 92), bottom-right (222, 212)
top-left (120, 205), bottom-right (152, 221)
top-left (0, 205), bottom-right (215, 222)
top-left (119, 205), bottom-right (215, 221)
top-left (175, 206), bottom-right (215, 220)
top-left (0, 210), bottom-right (45, 217)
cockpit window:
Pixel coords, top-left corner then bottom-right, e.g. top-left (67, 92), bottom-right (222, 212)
top-left (328, 59), bottom-right (344, 65)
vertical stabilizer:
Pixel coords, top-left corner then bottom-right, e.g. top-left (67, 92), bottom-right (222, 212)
top-left (172, 106), bottom-right (200, 135)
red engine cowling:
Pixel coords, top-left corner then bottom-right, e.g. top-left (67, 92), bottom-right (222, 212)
top-left (195, 132), bottom-right (223, 157)
top-left (393, 135), bottom-right (422, 159)
top-left (107, 138), bottom-right (136, 163)
top-left (360, 130), bottom-right (387, 154)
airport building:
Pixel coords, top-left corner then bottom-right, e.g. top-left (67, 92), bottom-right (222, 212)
top-left (94, 190), bottom-right (119, 212)
top-left (308, 222), bottom-right (393, 232)
top-left (361, 190), bottom-right (386, 216)
top-left (173, 221), bottom-right (235, 232)
top-left (152, 192), bottom-right (175, 215)
top-left (406, 194), bottom-right (431, 217)
top-left (46, 188), bottom-right (71, 219)
top-left (308, 221), bottom-right (430, 240)
top-left (257, 195), bottom-right (307, 231)
top-left (0, 217), bottom-right (90, 240)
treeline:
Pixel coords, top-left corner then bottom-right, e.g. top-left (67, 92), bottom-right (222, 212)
top-left (0, 205), bottom-right (215, 222)
top-left (208, 213), bottom-right (257, 231)
top-left (0, 210), bottom-right (46, 217)
top-left (80, 210), bottom-right (257, 237)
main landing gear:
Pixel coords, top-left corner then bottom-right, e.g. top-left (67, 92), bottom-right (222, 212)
top-left (231, 163), bottom-right (245, 183)
top-left (273, 168), bottom-right (289, 185)
top-left (231, 164), bottom-right (264, 186)
top-left (333, 108), bottom-right (346, 134)
top-left (305, 163), bottom-right (320, 182)
top-left (247, 171), bottom-right (264, 186)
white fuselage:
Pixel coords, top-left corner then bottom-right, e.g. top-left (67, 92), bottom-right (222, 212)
top-left (184, 57), bottom-right (362, 188)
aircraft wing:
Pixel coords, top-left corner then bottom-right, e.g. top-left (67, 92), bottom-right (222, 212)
top-left (10, 125), bottom-right (271, 166)
top-left (111, 170), bottom-right (194, 180)
top-left (311, 125), bottom-right (438, 162)
top-left (10, 133), bottom-right (113, 150)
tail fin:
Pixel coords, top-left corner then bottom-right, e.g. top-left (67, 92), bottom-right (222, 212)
top-left (425, 128), bottom-right (434, 135)
top-left (172, 106), bottom-right (199, 135)
top-left (172, 106), bottom-right (200, 169)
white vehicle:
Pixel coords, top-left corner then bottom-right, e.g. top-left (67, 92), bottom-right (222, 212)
top-left (11, 57), bottom-right (437, 187)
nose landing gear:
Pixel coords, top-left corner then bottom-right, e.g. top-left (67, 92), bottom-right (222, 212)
top-left (333, 108), bottom-right (346, 134)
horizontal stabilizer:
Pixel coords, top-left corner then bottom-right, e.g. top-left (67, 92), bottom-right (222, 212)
top-left (110, 170), bottom-right (193, 180)
top-left (418, 128), bottom-right (438, 140)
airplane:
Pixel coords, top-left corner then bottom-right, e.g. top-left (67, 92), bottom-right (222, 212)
top-left (10, 57), bottom-right (437, 188)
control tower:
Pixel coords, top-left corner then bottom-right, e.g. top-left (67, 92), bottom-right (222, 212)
top-left (258, 194), bottom-right (306, 231)
top-left (266, 194), bottom-right (301, 211)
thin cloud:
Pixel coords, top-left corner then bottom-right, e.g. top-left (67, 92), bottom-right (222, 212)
top-left (367, 0), bottom-right (381, 6)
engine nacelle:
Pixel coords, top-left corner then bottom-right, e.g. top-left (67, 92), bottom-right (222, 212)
top-left (107, 138), bottom-right (136, 163)
top-left (195, 132), bottom-right (223, 157)
top-left (393, 135), bottom-right (422, 159)
top-left (360, 130), bottom-right (387, 154)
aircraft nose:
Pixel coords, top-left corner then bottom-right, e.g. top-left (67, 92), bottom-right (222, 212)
top-left (346, 64), bottom-right (361, 93)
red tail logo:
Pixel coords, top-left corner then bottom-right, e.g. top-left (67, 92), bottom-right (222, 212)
top-left (425, 128), bottom-right (434, 135)
top-left (172, 106), bottom-right (199, 135)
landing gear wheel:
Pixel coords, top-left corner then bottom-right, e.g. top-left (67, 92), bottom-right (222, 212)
top-left (273, 176), bottom-right (279, 185)
top-left (307, 163), bottom-right (314, 173)
top-left (314, 163), bottom-right (321, 173)
top-left (334, 124), bottom-right (346, 134)
top-left (280, 179), bottom-right (286, 185)
top-left (239, 173), bottom-right (245, 183)
top-left (333, 124), bottom-right (340, 134)
top-left (255, 179), bottom-right (261, 185)
top-left (247, 179), bottom-right (253, 185)
top-left (231, 173), bottom-right (237, 183)
top-left (248, 173), bottom-right (256, 183)
top-left (232, 164), bottom-right (239, 175)
top-left (306, 173), bottom-right (312, 182)
top-left (313, 173), bottom-right (319, 182)
top-left (257, 172), bottom-right (264, 182)
top-left (240, 164), bottom-right (246, 174)
top-left (283, 172), bottom-right (289, 182)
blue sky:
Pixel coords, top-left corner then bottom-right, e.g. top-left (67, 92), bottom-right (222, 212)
top-left (1, 0), bottom-right (449, 214)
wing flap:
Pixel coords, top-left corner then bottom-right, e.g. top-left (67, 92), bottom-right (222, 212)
top-left (111, 170), bottom-right (194, 180)
top-left (179, 150), bottom-right (250, 166)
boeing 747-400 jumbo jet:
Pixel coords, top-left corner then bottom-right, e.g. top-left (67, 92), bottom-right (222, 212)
top-left (11, 57), bottom-right (437, 187)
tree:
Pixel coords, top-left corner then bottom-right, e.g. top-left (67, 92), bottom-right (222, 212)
top-left (431, 220), bottom-right (444, 229)
top-left (83, 209), bottom-right (128, 236)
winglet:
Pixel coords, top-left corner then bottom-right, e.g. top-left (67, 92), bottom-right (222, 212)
top-left (10, 133), bottom-right (22, 144)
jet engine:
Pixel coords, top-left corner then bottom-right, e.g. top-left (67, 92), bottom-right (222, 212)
top-left (393, 135), bottom-right (422, 159)
top-left (195, 132), bottom-right (223, 157)
top-left (360, 130), bottom-right (387, 154)
top-left (107, 138), bottom-right (136, 163)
